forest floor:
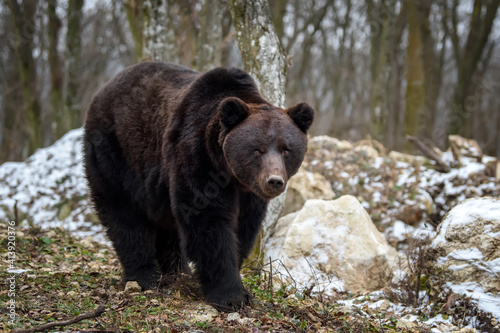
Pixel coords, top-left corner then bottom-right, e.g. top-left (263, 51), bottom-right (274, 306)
top-left (0, 224), bottom-right (444, 333)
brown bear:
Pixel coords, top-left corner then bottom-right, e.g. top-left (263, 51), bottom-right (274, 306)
top-left (83, 62), bottom-right (314, 310)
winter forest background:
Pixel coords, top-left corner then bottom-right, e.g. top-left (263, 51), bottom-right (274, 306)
top-left (1, 0), bottom-right (499, 163)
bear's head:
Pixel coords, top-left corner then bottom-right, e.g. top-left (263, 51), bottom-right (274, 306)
top-left (219, 97), bottom-right (314, 200)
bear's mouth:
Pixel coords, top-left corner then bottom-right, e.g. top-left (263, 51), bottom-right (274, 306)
top-left (255, 185), bottom-right (286, 201)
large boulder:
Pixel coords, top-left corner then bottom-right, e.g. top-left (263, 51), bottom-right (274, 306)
top-left (430, 197), bottom-right (500, 323)
top-left (264, 196), bottom-right (398, 294)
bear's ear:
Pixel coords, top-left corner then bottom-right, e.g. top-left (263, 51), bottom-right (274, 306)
top-left (287, 103), bottom-right (315, 133)
top-left (219, 97), bottom-right (249, 131)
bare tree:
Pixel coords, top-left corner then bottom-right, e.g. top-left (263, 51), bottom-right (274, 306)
top-left (142, 0), bottom-right (178, 62)
top-left (64, 0), bottom-right (84, 130)
top-left (445, 0), bottom-right (500, 137)
top-left (195, 0), bottom-right (222, 71)
top-left (227, 0), bottom-right (288, 238)
top-left (47, 0), bottom-right (63, 138)
top-left (124, 0), bottom-right (144, 62)
top-left (404, 0), bottom-right (425, 151)
top-left (7, 0), bottom-right (43, 155)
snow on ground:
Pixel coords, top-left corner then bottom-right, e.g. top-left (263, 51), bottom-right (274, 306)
top-left (0, 128), bottom-right (107, 243)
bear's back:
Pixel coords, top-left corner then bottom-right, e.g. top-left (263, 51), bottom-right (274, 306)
top-left (85, 62), bottom-right (199, 170)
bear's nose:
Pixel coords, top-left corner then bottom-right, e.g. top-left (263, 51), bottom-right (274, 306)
top-left (267, 175), bottom-right (284, 189)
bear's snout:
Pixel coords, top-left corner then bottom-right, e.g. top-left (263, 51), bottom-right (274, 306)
top-left (267, 175), bottom-right (284, 190)
top-left (261, 173), bottom-right (286, 198)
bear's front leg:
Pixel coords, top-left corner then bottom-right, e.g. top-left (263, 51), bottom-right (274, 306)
top-left (237, 192), bottom-right (268, 268)
top-left (173, 185), bottom-right (251, 311)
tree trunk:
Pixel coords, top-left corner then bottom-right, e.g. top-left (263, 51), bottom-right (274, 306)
top-left (415, 0), bottom-right (443, 144)
top-left (142, 0), bottom-right (178, 62)
top-left (366, 0), bottom-right (391, 142)
top-left (227, 0), bottom-right (288, 242)
top-left (124, 0), bottom-right (144, 62)
top-left (448, 0), bottom-right (500, 136)
top-left (403, 0), bottom-right (425, 152)
top-left (268, 0), bottom-right (287, 41)
top-left (7, 0), bottom-right (43, 155)
top-left (65, 0), bottom-right (84, 130)
top-left (195, 0), bottom-right (222, 72)
top-left (47, 0), bottom-right (64, 139)
top-left (228, 0), bottom-right (287, 107)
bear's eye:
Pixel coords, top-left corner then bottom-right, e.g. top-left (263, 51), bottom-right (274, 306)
top-left (254, 149), bottom-right (262, 156)
top-left (282, 149), bottom-right (290, 157)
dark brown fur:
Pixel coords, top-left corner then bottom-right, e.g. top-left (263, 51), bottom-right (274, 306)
top-left (83, 62), bottom-right (314, 310)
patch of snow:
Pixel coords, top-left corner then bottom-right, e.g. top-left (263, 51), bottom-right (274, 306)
top-left (324, 161), bottom-right (333, 170)
top-left (432, 198), bottom-right (500, 247)
top-left (0, 128), bottom-right (106, 243)
top-left (445, 282), bottom-right (500, 321)
top-left (7, 268), bottom-right (30, 274)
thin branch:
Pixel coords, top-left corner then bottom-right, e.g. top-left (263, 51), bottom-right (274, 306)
top-left (13, 305), bottom-right (106, 333)
top-left (406, 135), bottom-right (451, 172)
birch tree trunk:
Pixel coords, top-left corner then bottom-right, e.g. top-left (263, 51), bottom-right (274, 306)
top-left (195, 0), bottom-right (222, 72)
top-left (227, 0), bottom-right (288, 243)
top-left (142, 0), bottom-right (178, 62)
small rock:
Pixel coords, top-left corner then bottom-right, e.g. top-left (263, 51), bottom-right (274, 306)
top-left (227, 312), bottom-right (254, 325)
top-left (227, 312), bottom-right (241, 322)
top-left (67, 291), bottom-right (78, 297)
top-left (124, 281), bottom-right (142, 293)
top-left (88, 261), bottom-right (101, 272)
top-left (45, 230), bottom-right (57, 238)
top-left (338, 305), bottom-right (353, 314)
top-left (396, 318), bottom-right (416, 329)
top-left (69, 281), bottom-right (80, 290)
top-left (436, 323), bottom-right (459, 332)
top-left (448, 135), bottom-right (482, 161)
top-left (186, 304), bottom-right (218, 323)
top-left (144, 290), bottom-right (154, 295)
top-left (310, 136), bottom-right (353, 151)
top-left (389, 150), bottom-right (428, 167)
top-left (378, 300), bottom-right (390, 312)
top-left (484, 158), bottom-right (500, 179)
top-left (57, 203), bottom-right (72, 221)
top-left (150, 299), bottom-right (159, 305)
top-left (354, 145), bottom-right (379, 160)
top-left (80, 237), bottom-right (94, 249)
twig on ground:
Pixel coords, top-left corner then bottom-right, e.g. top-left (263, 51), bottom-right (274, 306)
top-left (269, 256), bottom-right (273, 298)
top-left (13, 305), bottom-right (106, 333)
top-left (406, 135), bottom-right (451, 172)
